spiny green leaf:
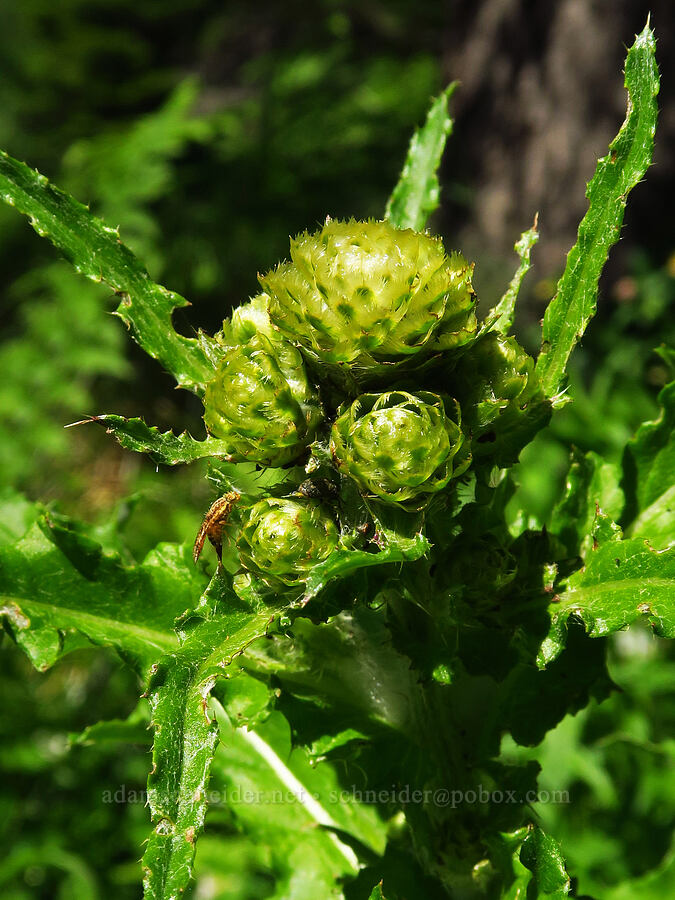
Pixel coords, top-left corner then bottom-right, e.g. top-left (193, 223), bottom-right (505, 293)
top-left (489, 218), bottom-right (539, 335)
top-left (0, 150), bottom-right (214, 392)
top-left (535, 23), bottom-right (659, 400)
top-left (539, 539), bottom-right (675, 666)
top-left (76, 414), bottom-right (234, 466)
top-left (142, 573), bottom-right (285, 900)
top-left (0, 510), bottom-right (204, 675)
top-left (303, 532), bottom-right (430, 603)
top-left (519, 826), bottom-right (571, 897)
top-left (368, 883), bottom-right (386, 899)
top-left (623, 379), bottom-right (675, 548)
top-left (385, 83), bottom-right (457, 231)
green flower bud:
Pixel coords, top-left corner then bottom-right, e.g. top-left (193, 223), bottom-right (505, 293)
top-left (260, 219), bottom-right (476, 378)
top-left (330, 391), bottom-right (470, 504)
top-left (203, 299), bottom-right (323, 466)
top-left (237, 498), bottom-right (339, 586)
top-left (450, 333), bottom-right (550, 464)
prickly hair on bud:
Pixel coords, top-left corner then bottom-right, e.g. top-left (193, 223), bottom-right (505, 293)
top-left (237, 498), bottom-right (339, 586)
top-left (203, 296), bottom-right (323, 467)
top-left (228, 293), bottom-right (275, 342)
top-left (450, 332), bottom-right (550, 463)
top-left (330, 390), bottom-right (470, 505)
top-left (259, 219), bottom-right (477, 377)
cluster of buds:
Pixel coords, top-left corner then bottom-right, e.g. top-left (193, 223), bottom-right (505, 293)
top-left (201, 220), bottom-right (543, 586)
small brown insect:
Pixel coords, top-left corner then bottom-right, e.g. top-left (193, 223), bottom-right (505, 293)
top-left (193, 491), bottom-right (240, 564)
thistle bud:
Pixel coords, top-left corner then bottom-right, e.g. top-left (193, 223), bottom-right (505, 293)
top-left (450, 333), bottom-right (550, 465)
top-left (237, 498), bottom-right (339, 586)
top-left (203, 297), bottom-right (323, 466)
top-left (260, 219), bottom-right (476, 379)
top-left (330, 391), bottom-right (469, 504)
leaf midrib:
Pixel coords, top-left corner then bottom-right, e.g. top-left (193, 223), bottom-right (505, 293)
top-left (0, 593), bottom-right (178, 652)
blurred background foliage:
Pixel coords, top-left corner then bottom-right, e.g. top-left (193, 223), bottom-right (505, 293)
top-left (1, 0), bottom-right (674, 897)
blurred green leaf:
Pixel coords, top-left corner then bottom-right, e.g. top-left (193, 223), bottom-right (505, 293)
top-left (209, 705), bottom-right (386, 899)
top-left (71, 700), bottom-right (151, 748)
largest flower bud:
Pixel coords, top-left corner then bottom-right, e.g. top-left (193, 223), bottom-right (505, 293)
top-left (203, 296), bottom-right (323, 466)
top-left (330, 391), bottom-right (470, 505)
top-left (260, 220), bottom-right (476, 378)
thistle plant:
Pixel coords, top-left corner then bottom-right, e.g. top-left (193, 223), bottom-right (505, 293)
top-left (1, 23), bottom-right (672, 900)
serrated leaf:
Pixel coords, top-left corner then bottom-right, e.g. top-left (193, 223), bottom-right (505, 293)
top-left (535, 24), bottom-right (659, 400)
top-left (0, 510), bottom-right (205, 674)
top-left (0, 150), bottom-right (214, 392)
top-left (142, 572), bottom-right (285, 900)
top-left (385, 83), bottom-right (457, 231)
top-left (488, 219), bottom-right (539, 335)
top-left (242, 607), bottom-right (421, 740)
top-left (368, 883), bottom-right (386, 900)
top-left (623, 380), bottom-right (675, 548)
top-left (499, 625), bottom-right (611, 747)
top-left (77, 414), bottom-right (233, 465)
top-left (539, 540), bottom-right (675, 665)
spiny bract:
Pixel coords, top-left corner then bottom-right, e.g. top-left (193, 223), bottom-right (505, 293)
top-left (260, 219), bottom-right (477, 378)
top-left (203, 296), bottom-right (323, 466)
top-left (237, 497), bottom-right (339, 586)
top-left (330, 390), bottom-right (470, 504)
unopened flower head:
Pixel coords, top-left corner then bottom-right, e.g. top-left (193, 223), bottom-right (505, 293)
top-left (450, 333), bottom-right (549, 463)
top-left (203, 297), bottom-right (323, 466)
top-left (330, 390), bottom-right (470, 504)
top-left (260, 219), bottom-right (477, 378)
top-left (237, 497), bottom-right (339, 586)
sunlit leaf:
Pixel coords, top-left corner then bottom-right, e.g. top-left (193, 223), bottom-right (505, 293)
top-left (385, 83), bottom-right (457, 231)
top-left (535, 24), bottom-right (659, 400)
